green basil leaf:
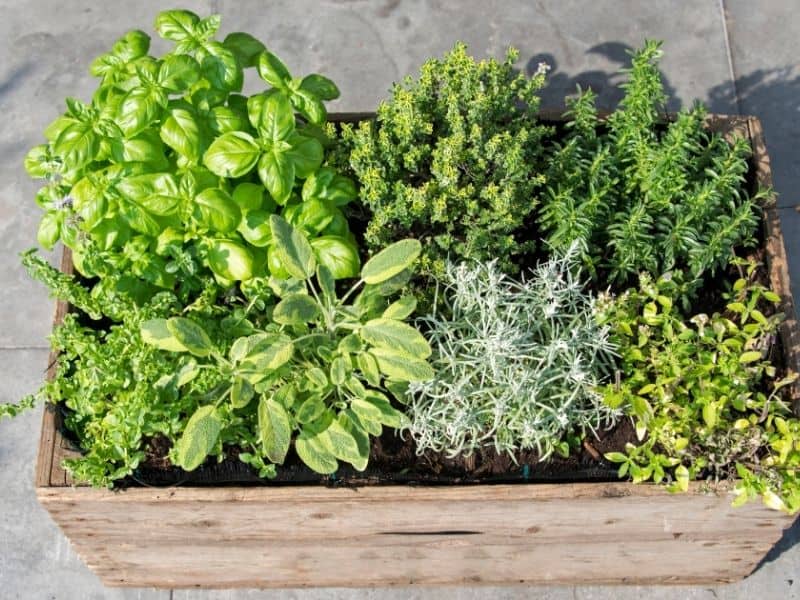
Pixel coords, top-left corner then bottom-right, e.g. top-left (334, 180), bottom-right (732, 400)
top-left (246, 93), bottom-right (268, 129)
top-left (310, 236), bottom-right (360, 279)
top-left (194, 188), bottom-right (241, 233)
top-left (207, 106), bottom-right (248, 135)
top-left (273, 293), bottom-right (319, 325)
top-left (232, 182), bottom-right (265, 211)
top-left (258, 91), bottom-right (295, 141)
top-left (158, 54), bottom-right (200, 91)
top-left (154, 9), bottom-right (200, 42)
top-left (166, 317), bottom-right (215, 357)
top-left (299, 74), bottom-right (340, 101)
top-left (53, 122), bottom-right (98, 171)
top-left (201, 42), bottom-right (243, 92)
top-left (361, 239), bottom-right (422, 284)
top-left (285, 132), bottom-right (323, 178)
top-left (382, 296), bottom-right (417, 320)
top-left (257, 50), bottom-right (292, 88)
top-left (290, 198), bottom-right (334, 236)
top-left (269, 214), bottom-right (316, 279)
top-left (207, 239), bottom-right (254, 281)
top-left (141, 318), bottom-right (188, 352)
top-left (258, 149), bottom-right (295, 205)
top-left (370, 348), bottom-right (434, 382)
top-left (37, 212), bottom-right (61, 249)
top-left (361, 318), bottom-right (431, 358)
top-left (203, 131), bottom-right (261, 178)
top-left (24, 144), bottom-right (54, 178)
top-left (160, 108), bottom-right (204, 163)
top-left (173, 405), bottom-right (222, 471)
top-left (120, 202), bottom-right (161, 235)
top-left (237, 209), bottom-right (273, 247)
top-left (259, 396), bottom-right (291, 463)
top-left (110, 129), bottom-right (167, 166)
top-left (116, 87), bottom-right (164, 137)
top-left (291, 88), bottom-right (326, 125)
top-left (302, 167), bottom-right (356, 206)
top-left (223, 32), bottom-right (266, 68)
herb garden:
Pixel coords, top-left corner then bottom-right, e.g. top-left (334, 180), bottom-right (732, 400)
top-left (5, 8), bottom-right (800, 588)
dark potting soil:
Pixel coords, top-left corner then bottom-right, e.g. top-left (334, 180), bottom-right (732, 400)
top-left (116, 418), bottom-right (637, 488)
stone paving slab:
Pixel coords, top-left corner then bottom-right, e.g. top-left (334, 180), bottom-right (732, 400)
top-left (0, 348), bottom-right (169, 600)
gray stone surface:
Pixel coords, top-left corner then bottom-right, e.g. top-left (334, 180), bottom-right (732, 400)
top-left (0, 1), bottom-right (798, 598)
top-left (0, 349), bottom-right (168, 599)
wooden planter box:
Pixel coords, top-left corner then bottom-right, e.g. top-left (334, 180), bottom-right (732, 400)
top-left (35, 115), bottom-right (799, 588)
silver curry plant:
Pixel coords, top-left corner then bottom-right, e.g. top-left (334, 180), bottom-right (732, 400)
top-left (404, 246), bottom-right (621, 460)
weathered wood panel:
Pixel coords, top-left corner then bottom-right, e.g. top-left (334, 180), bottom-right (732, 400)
top-left (33, 115), bottom-right (799, 588)
top-left (36, 484), bottom-right (794, 588)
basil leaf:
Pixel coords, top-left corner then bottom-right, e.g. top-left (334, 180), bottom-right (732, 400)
top-left (203, 131), bottom-right (261, 178)
top-left (269, 214), bottom-right (316, 280)
top-left (291, 87), bottom-right (326, 125)
top-left (223, 32), bottom-right (266, 68)
top-left (194, 188), bottom-right (241, 233)
top-left (361, 239), bottom-right (422, 284)
top-left (110, 130), bottom-right (167, 166)
top-left (237, 209), bottom-right (273, 247)
top-left (285, 133), bottom-right (323, 178)
top-left (299, 74), bottom-right (340, 101)
top-left (158, 54), bottom-right (200, 92)
top-left (311, 236), bottom-right (360, 279)
top-left (116, 87), bottom-right (164, 137)
top-left (258, 396), bottom-right (291, 463)
top-left (166, 317), bottom-right (215, 357)
top-left (207, 239), bottom-right (254, 281)
top-left (155, 9), bottom-right (200, 42)
top-left (258, 91), bottom-right (295, 141)
top-left (54, 122), bottom-right (98, 171)
top-left (257, 50), bottom-right (292, 88)
top-left (201, 42), bottom-right (243, 92)
top-left (258, 149), bottom-right (295, 205)
top-left (207, 106), bottom-right (248, 135)
top-left (160, 108), bottom-right (204, 162)
top-left (302, 167), bottom-right (356, 206)
top-left (37, 212), bottom-right (61, 249)
top-left (232, 182), bottom-right (265, 211)
top-left (173, 405), bottom-right (222, 471)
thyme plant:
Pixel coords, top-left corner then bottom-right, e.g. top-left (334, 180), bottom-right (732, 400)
top-left (342, 43), bottom-right (550, 277)
top-left (404, 247), bottom-right (620, 459)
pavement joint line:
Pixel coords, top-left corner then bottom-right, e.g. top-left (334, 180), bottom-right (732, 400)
top-left (718, 0), bottom-right (743, 115)
top-left (0, 346), bottom-right (50, 351)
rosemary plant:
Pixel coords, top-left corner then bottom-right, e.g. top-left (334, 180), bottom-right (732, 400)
top-left (404, 247), bottom-right (620, 459)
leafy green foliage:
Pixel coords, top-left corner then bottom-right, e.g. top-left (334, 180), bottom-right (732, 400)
top-left (140, 217), bottom-right (432, 475)
top-left (342, 43), bottom-right (550, 277)
top-left (540, 41), bottom-right (764, 286)
top-left (599, 261), bottom-right (800, 513)
top-left (24, 8), bottom-right (356, 300)
top-left (405, 247), bottom-right (619, 459)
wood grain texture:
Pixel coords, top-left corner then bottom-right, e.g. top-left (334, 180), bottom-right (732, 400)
top-left (33, 115), bottom-right (800, 588)
top-left (35, 484), bottom-right (794, 588)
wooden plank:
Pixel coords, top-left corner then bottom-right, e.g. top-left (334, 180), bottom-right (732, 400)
top-left (750, 116), bottom-right (800, 413)
top-left (36, 484), bottom-right (793, 588)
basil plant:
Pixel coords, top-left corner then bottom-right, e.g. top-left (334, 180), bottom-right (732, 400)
top-left (24, 9), bottom-right (358, 300)
top-left (141, 216), bottom-right (434, 475)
